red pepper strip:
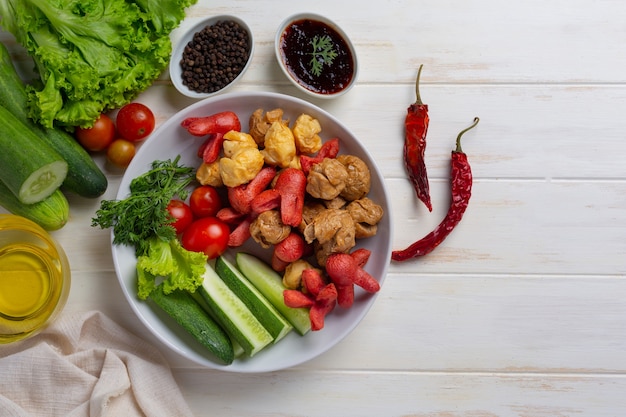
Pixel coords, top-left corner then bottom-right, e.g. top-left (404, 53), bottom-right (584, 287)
top-left (249, 189), bottom-right (281, 218)
top-left (283, 290), bottom-right (315, 308)
top-left (216, 207), bottom-right (246, 225)
top-left (403, 64), bottom-right (432, 212)
top-left (300, 138), bottom-right (340, 175)
top-left (274, 168), bottom-right (307, 227)
top-left (227, 166), bottom-right (276, 214)
top-left (350, 248), bottom-right (371, 267)
top-left (181, 111), bottom-right (241, 136)
top-left (200, 132), bottom-right (225, 164)
top-left (272, 232), bottom-right (306, 271)
top-left (392, 117), bottom-right (480, 261)
top-left (302, 268), bottom-right (325, 297)
top-left (227, 216), bottom-right (253, 247)
top-left (336, 284), bottom-right (354, 308)
top-left (309, 284), bottom-right (338, 331)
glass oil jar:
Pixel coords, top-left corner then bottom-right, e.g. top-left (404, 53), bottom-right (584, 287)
top-left (0, 214), bottom-right (70, 344)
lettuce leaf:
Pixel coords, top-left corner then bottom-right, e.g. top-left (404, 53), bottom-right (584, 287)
top-left (0, 0), bottom-right (196, 128)
top-left (136, 237), bottom-right (207, 301)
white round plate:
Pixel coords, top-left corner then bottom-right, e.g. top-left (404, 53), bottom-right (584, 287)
top-left (111, 92), bottom-right (393, 373)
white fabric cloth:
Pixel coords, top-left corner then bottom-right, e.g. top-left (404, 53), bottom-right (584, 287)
top-left (0, 310), bottom-right (194, 417)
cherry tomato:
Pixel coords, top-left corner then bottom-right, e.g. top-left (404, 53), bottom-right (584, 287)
top-left (166, 200), bottom-right (194, 234)
top-left (75, 113), bottom-right (116, 151)
top-left (106, 139), bottom-right (136, 168)
top-left (116, 103), bottom-right (155, 142)
top-left (181, 217), bottom-right (230, 259)
top-left (189, 185), bottom-right (222, 218)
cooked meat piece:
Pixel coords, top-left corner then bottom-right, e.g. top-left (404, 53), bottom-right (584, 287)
top-left (306, 158), bottom-right (348, 200)
top-left (298, 201), bottom-right (326, 234)
top-left (196, 161), bottom-right (223, 187)
top-left (219, 131), bottom-right (264, 187)
top-left (282, 259), bottom-right (319, 290)
top-left (261, 121), bottom-right (299, 168)
top-left (346, 198), bottom-right (384, 238)
top-left (249, 210), bottom-right (291, 248)
top-left (337, 154), bottom-right (371, 201)
top-left (249, 108), bottom-right (285, 145)
top-left (303, 208), bottom-right (356, 266)
top-left (323, 196), bottom-right (347, 210)
top-left (292, 114), bottom-right (322, 154)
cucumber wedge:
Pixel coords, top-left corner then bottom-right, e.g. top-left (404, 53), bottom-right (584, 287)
top-left (149, 284), bottom-right (234, 365)
top-left (198, 263), bottom-right (273, 357)
top-left (189, 290), bottom-right (246, 358)
top-left (236, 253), bottom-right (311, 336)
top-left (216, 255), bottom-right (293, 343)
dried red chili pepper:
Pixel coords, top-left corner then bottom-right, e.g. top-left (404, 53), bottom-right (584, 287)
top-left (392, 117), bottom-right (480, 262)
top-left (403, 64), bottom-right (432, 212)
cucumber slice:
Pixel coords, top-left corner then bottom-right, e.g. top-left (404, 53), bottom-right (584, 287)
top-left (236, 253), bottom-right (311, 336)
top-left (216, 255), bottom-right (293, 343)
top-left (197, 263), bottom-right (273, 357)
top-left (149, 284), bottom-right (234, 365)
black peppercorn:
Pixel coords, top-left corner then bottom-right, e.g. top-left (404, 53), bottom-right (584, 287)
top-left (180, 20), bottom-right (251, 94)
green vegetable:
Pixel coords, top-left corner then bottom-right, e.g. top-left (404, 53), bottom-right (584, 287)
top-left (236, 252), bottom-right (312, 336)
top-left (0, 0), bottom-right (197, 128)
top-left (197, 263), bottom-right (274, 357)
top-left (91, 156), bottom-right (195, 256)
top-left (149, 284), bottom-right (234, 365)
top-left (215, 255), bottom-right (293, 343)
top-left (309, 35), bottom-right (338, 76)
top-left (136, 236), bottom-right (207, 301)
top-left (0, 41), bottom-right (107, 198)
top-left (0, 184), bottom-right (69, 231)
top-left (0, 104), bottom-right (67, 204)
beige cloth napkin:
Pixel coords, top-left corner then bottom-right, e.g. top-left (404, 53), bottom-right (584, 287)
top-left (0, 310), bottom-right (194, 417)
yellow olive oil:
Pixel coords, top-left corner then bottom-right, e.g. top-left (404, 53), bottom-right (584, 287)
top-left (0, 214), bottom-right (70, 343)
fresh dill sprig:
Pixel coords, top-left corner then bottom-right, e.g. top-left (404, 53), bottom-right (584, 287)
top-left (308, 35), bottom-right (338, 76)
top-left (91, 155), bottom-right (196, 256)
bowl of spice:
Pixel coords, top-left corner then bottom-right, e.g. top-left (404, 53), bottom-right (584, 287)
top-left (0, 214), bottom-right (71, 344)
top-left (275, 13), bottom-right (358, 99)
top-left (170, 15), bottom-right (254, 99)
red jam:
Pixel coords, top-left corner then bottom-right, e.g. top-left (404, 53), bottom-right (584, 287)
top-left (279, 19), bottom-right (355, 95)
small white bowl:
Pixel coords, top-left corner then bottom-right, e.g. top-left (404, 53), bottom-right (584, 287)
top-left (275, 13), bottom-right (359, 99)
top-left (170, 15), bottom-right (254, 99)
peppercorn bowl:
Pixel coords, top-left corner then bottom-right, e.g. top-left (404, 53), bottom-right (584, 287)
top-left (275, 13), bottom-right (359, 99)
top-left (169, 15), bottom-right (254, 99)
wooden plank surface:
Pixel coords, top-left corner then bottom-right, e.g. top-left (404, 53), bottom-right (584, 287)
top-left (1, 0), bottom-right (625, 415)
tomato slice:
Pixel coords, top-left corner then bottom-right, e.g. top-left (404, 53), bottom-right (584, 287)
top-left (181, 217), bottom-right (230, 259)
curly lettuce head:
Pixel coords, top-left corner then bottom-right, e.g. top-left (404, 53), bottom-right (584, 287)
top-left (0, 0), bottom-right (197, 128)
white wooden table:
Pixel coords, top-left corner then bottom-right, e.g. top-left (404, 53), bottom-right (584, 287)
top-left (3, 0), bottom-right (626, 415)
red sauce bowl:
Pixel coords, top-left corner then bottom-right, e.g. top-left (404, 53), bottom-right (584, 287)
top-left (275, 13), bottom-right (359, 99)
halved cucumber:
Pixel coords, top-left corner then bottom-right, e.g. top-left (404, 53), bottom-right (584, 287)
top-left (236, 253), bottom-right (311, 336)
top-left (0, 105), bottom-right (67, 204)
top-left (197, 263), bottom-right (273, 357)
top-left (149, 284), bottom-right (234, 365)
top-left (216, 255), bottom-right (293, 343)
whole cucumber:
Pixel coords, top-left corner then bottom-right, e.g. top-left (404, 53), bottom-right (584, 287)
top-left (0, 182), bottom-right (69, 231)
top-left (0, 42), bottom-right (107, 198)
